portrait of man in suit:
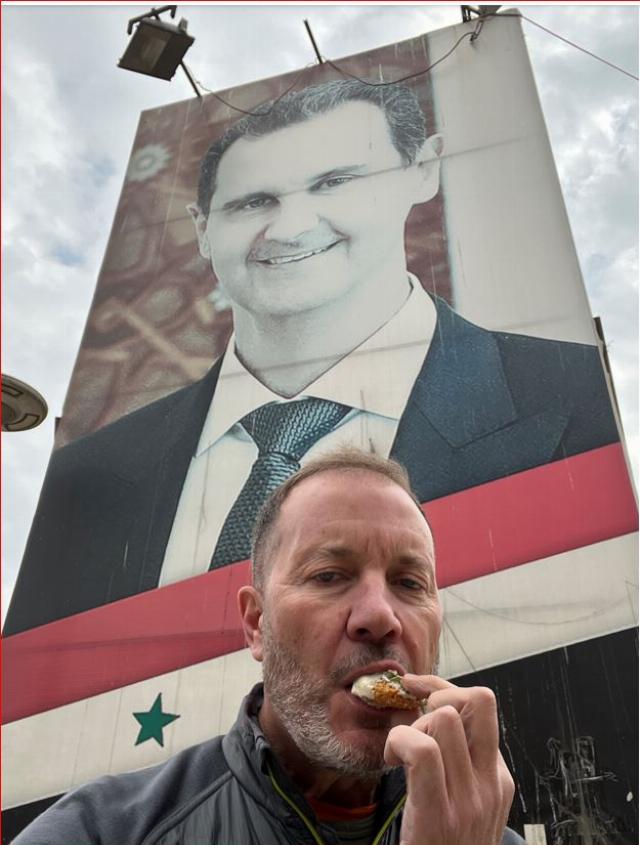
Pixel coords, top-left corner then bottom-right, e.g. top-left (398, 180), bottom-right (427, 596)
top-left (4, 78), bottom-right (620, 636)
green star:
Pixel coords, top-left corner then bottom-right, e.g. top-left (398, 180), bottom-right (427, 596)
top-left (133, 693), bottom-right (179, 747)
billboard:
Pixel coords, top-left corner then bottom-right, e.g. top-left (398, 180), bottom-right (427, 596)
top-left (3, 12), bottom-right (637, 841)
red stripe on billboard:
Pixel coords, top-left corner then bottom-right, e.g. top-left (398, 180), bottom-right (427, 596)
top-left (427, 442), bottom-right (637, 586)
top-left (2, 562), bottom-right (250, 725)
top-left (3, 444), bottom-right (636, 724)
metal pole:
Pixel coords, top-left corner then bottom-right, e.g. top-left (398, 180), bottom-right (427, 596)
top-left (180, 62), bottom-right (202, 98)
top-left (303, 19), bottom-right (323, 65)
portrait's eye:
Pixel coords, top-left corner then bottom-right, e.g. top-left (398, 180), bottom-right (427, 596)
top-left (313, 174), bottom-right (356, 192)
top-left (237, 195), bottom-right (276, 212)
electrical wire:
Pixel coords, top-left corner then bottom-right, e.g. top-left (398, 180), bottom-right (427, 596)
top-left (456, 10), bottom-right (637, 81)
top-left (322, 26), bottom-right (479, 88)
top-left (443, 616), bottom-right (479, 675)
top-left (518, 12), bottom-right (639, 82)
top-left (185, 19), bottom-right (482, 115)
top-left (445, 586), bottom-right (628, 628)
top-left (326, 11), bottom-right (638, 86)
top-left (185, 65), bottom-right (313, 117)
top-left (186, 11), bottom-right (636, 116)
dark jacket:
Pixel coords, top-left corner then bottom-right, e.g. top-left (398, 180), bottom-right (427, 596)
top-left (13, 684), bottom-right (525, 845)
top-left (4, 296), bottom-right (618, 634)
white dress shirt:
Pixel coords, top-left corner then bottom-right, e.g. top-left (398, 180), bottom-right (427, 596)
top-left (159, 279), bottom-right (437, 586)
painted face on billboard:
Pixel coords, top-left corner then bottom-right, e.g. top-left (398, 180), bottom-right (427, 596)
top-left (193, 101), bottom-right (441, 319)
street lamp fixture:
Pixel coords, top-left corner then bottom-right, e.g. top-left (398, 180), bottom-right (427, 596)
top-left (118, 5), bottom-right (199, 95)
top-left (2, 375), bottom-right (48, 432)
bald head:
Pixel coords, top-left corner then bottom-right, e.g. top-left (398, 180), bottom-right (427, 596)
top-left (251, 447), bottom-right (431, 592)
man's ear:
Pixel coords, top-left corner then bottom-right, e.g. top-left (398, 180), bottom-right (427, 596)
top-left (187, 202), bottom-right (212, 260)
top-left (237, 585), bottom-right (264, 662)
top-left (413, 133), bottom-right (444, 204)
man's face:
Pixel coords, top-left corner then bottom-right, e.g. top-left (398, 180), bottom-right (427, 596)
top-left (251, 469), bottom-right (442, 775)
top-left (196, 101), bottom-right (438, 318)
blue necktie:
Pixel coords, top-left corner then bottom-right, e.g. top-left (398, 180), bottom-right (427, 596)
top-left (209, 398), bottom-right (351, 570)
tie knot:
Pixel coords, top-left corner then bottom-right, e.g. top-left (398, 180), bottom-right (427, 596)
top-left (241, 398), bottom-right (351, 461)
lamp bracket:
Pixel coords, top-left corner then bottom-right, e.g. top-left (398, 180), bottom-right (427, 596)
top-left (126, 5), bottom-right (178, 36)
top-left (460, 5), bottom-right (501, 23)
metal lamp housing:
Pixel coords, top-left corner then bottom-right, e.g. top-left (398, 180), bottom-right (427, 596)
top-left (118, 17), bottom-right (194, 81)
top-left (2, 375), bottom-right (48, 432)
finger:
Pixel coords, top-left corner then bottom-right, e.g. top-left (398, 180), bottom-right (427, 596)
top-left (420, 705), bottom-right (475, 802)
top-left (425, 685), bottom-right (500, 773)
top-left (387, 676), bottom-right (452, 728)
top-left (400, 673), bottom-right (454, 700)
top-left (496, 761), bottom-right (516, 841)
top-left (384, 724), bottom-right (449, 808)
top-left (400, 677), bottom-right (501, 773)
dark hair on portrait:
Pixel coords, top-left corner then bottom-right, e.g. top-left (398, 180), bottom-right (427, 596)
top-left (250, 445), bottom-right (430, 592)
top-left (197, 79), bottom-right (429, 216)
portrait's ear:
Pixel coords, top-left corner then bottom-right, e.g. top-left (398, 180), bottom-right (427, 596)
top-left (414, 133), bottom-right (444, 204)
top-left (237, 585), bottom-right (264, 662)
top-left (187, 202), bottom-right (212, 260)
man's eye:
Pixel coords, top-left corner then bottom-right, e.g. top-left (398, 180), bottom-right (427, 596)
top-left (397, 578), bottom-right (424, 591)
top-left (313, 571), bottom-right (342, 584)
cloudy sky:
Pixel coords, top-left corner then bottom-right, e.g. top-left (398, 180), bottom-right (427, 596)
top-left (2, 3), bottom-right (637, 622)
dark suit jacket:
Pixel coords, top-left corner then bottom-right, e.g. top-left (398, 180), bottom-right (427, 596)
top-left (4, 297), bottom-right (619, 635)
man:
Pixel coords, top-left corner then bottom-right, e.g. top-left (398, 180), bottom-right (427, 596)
top-left (4, 79), bottom-right (618, 634)
top-left (13, 448), bottom-right (525, 845)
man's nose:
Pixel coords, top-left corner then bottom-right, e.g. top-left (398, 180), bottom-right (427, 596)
top-left (346, 576), bottom-right (402, 644)
top-left (263, 194), bottom-right (319, 242)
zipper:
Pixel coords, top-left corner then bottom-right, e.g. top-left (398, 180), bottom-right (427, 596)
top-left (267, 762), bottom-right (407, 845)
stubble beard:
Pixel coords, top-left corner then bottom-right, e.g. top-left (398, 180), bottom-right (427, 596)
top-left (261, 613), bottom-right (437, 778)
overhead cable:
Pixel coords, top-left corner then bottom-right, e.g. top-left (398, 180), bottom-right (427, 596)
top-left (187, 20), bottom-right (482, 116)
top-left (518, 13), bottom-right (638, 81)
top-left (188, 12), bottom-right (636, 118)
top-left (323, 26), bottom-right (480, 87)
top-left (187, 65), bottom-right (313, 117)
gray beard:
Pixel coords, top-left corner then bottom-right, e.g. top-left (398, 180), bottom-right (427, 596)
top-left (261, 615), bottom-right (436, 777)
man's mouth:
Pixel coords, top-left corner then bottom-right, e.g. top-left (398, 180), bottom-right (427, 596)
top-left (341, 661), bottom-right (407, 689)
top-left (254, 240), bottom-right (341, 266)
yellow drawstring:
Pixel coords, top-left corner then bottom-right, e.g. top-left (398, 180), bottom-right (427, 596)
top-left (267, 761), bottom-right (407, 845)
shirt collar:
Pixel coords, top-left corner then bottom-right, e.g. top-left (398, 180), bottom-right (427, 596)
top-left (196, 276), bottom-right (436, 456)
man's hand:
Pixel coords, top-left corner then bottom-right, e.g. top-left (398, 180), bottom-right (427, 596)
top-left (384, 675), bottom-right (515, 845)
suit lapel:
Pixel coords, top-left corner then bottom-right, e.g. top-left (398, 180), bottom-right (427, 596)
top-left (412, 296), bottom-right (518, 446)
top-left (113, 359), bottom-right (224, 593)
top-left (392, 298), bottom-right (570, 501)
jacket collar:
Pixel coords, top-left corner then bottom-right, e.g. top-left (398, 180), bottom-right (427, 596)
top-left (223, 684), bottom-right (406, 833)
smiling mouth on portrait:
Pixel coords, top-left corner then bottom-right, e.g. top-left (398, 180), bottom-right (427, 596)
top-left (252, 239), bottom-right (343, 267)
